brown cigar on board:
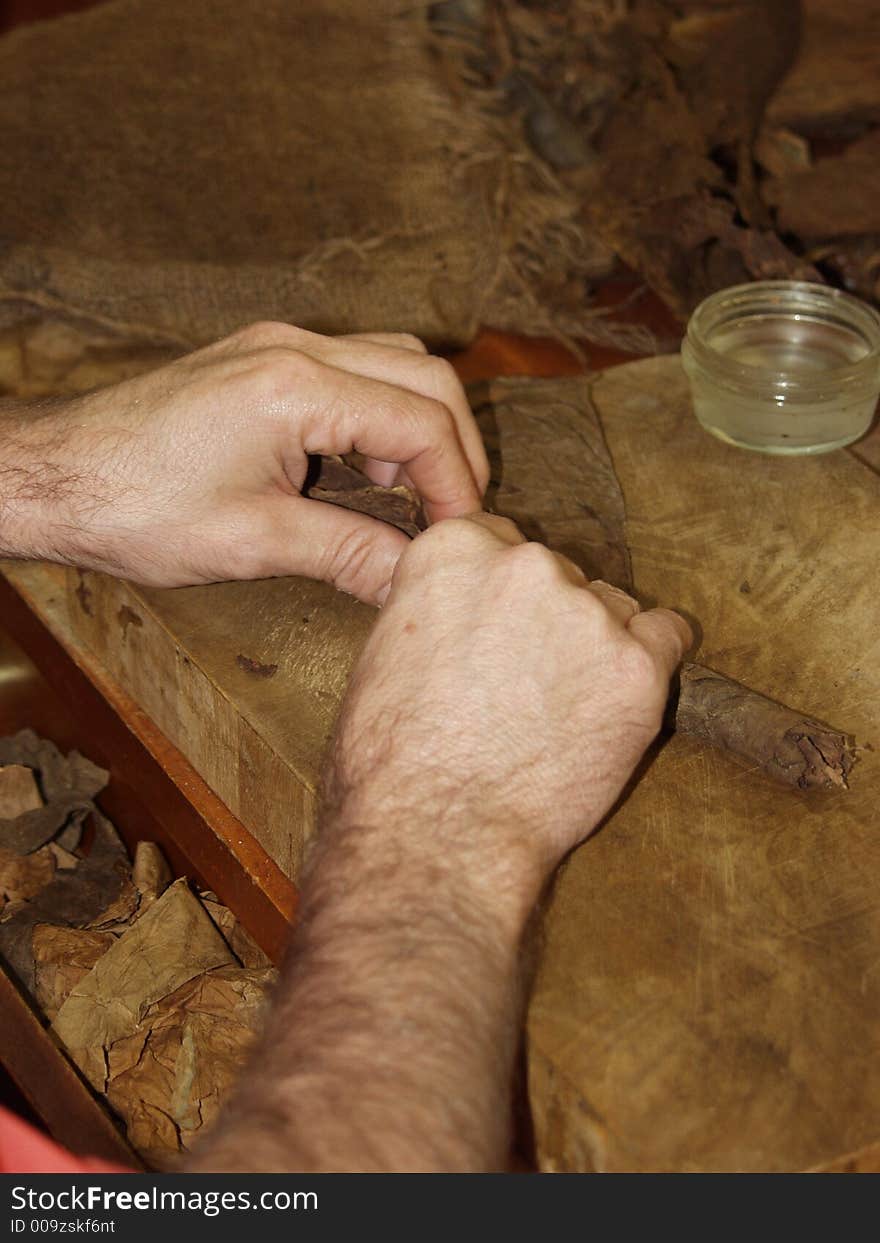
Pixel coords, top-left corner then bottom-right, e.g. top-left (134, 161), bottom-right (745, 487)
top-left (670, 662), bottom-right (856, 791)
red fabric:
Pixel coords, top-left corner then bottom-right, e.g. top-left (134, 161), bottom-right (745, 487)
top-left (0, 1105), bottom-right (130, 1174)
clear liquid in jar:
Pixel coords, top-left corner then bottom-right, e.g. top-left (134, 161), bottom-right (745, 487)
top-left (691, 314), bottom-right (878, 454)
top-left (707, 314), bottom-right (871, 372)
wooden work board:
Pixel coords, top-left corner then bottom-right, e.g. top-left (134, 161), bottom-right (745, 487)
top-left (3, 354), bottom-right (879, 1172)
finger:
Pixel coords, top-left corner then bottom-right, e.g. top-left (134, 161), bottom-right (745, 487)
top-left (627, 608), bottom-right (693, 676)
top-left (551, 553), bottom-right (588, 588)
top-left (205, 323), bottom-right (488, 497)
top-left (341, 332), bottom-right (428, 354)
top-left (297, 365), bottom-right (482, 523)
top-left (278, 329), bottom-right (489, 495)
top-left (361, 459), bottom-right (402, 488)
top-left (456, 511), bottom-right (526, 547)
top-left (389, 510), bottom-right (524, 592)
top-left (586, 579), bottom-right (640, 625)
top-left (360, 461), bottom-right (415, 489)
top-left (260, 494), bottom-right (409, 607)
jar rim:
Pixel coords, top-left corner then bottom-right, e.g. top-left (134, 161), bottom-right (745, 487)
top-left (684, 280), bottom-right (880, 395)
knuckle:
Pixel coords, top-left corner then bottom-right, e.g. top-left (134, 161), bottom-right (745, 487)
top-left (423, 355), bottom-right (461, 395)
top-left (426, 392), bottom-right (457, 430)
top-left (412, 516), bottom-right (464, 553)
top-left (406, 392), bottom-right (456, 440)
top-left (506, 541), bottom-right (560, 580)
top-left (393, 332), bottom-right (428, 353)
top-left (405, 515), bottom-right (477, 565)
top-left (615, 637), bottom-right (665, 698)
top-left (596, 580), bottom-right (637, 607)
top-left (483, 514), bottom-right (521, 543)
top-left (231, 320), bottom-right (297, 351)
top-left (255, 346), bottom-right (322, 393)
top-left (325, 525), bottom-right (376, 593)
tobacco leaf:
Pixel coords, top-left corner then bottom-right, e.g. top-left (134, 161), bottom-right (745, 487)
top-left (32, 923), bottom-right (117, 1022)
top-left (0, 844), bottom-right (55, 904)
top-left (48, 842), bottom-right (80, 870)
top-left (0, 765), bottom-right (42, 818)
top-left (200, 896), bottom-right (273, 970)
top-left (766, 0), bottom-right (880, 133)
top-left (754, 127), bottom-right (812, 179)
top-left (306, 456), bottom-right (427, 539)
top-left (87, 879), bottom-right (140, 932)
top-left (52, 878), bottom-right (235, 1092)
top-left (132, 840), bottom-right (173, 915)
top-left (469, 375), bottom-right (632, 587)
top-left (467, 376), bottom-right (858, 790)
top-left (0, 811), bottom-right (129, 991)
top-left (807, 236), bottom-right (880, 309)
top-left (105, 965), bottom-right (276, 1167)
top-left (659, 0), bottom-right (800, 220)
top-left (0, 730), bottom-right (108, 855)
top-left (764, 129), bottom-right (880, 240)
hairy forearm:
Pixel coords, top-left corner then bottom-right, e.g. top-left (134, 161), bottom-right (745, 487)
top-left (187, 817), bottom-right (538, 1173)
top-left (0, 396), bottom-right (134, 574)
top-left (0, 398), bottom-right (79, 561)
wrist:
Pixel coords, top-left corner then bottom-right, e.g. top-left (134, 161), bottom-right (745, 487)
top-left (0, 400), bottom-right (120, 574)
top-left (0, 402), bottom-right (72, 562)
top-left (314, 804), bottom-right (546, 948)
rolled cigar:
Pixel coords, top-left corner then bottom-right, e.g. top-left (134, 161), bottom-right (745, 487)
top-left (306, 455), bottom-right (426, 539)
top-left (671, 662), bottom-right (856, 790)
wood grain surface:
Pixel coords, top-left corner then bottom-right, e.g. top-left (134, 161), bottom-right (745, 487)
top-left (4, 354), bottom-right (878, 1170)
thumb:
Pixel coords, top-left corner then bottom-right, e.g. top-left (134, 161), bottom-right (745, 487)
top-left (263, 495), bottom-right (410, 606)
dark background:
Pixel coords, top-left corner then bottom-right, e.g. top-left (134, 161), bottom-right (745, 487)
top-left (0, 0), bottom-right (100, 33)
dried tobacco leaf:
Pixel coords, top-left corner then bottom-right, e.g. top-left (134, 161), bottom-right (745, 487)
top-left (436, 1), bottom-right (817, 319)
top-left (105, 965), bottom-right (276, 1166)
top-left (660, 0), bottom-right (801, 220)
top-left (470, 376), bottom-right (857, 789)
top-left (132, 840), bottom-right (172, 915)
top-left (0, 765), bottom-right (42, 818)
top-left (766, 0), bottom-right (880, 133)
top-left (0, 730), bottom-right (108, 854)
top-left (88, 879), bottom-right (140, 932)
top-left (0, 812), bottom-right (129, 991)
top-left (469, 375), bottom-right (632, 587)
top-left (0, 845), bottom-right (56, 904)
top-left (764, 129), bottom-right (880, 240)
top-left (52, 878), bottom-right (235, 1092)
top-left (201, 896), bottom-right (273, 970)
top-left (306, 456), bottom-right (426, 539)
top-left (32, 924), bottom-right (117, 1022)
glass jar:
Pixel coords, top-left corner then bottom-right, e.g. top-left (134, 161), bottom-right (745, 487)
top-left (681, 281), bottom-right (880, 454)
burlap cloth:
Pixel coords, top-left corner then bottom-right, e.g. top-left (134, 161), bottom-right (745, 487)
top-left (0, 0), bottom-right (622, 394)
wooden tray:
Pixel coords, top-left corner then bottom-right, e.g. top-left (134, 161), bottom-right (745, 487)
top-left (0, 588), bottom-right (297, 1164)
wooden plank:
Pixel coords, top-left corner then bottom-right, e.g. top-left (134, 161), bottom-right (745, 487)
top-left (527, 357), bottom-right (880, 1172)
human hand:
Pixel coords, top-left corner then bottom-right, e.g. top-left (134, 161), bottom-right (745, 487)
top-left (192, 515), bottom-right (691, 1175)
top-left (0, 323), bottom-right (487, 603)
top-left (327, 513), bottom-right (692, 911)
